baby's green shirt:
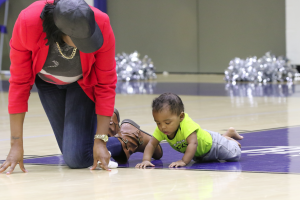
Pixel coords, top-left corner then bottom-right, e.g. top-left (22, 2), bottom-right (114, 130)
top-left (152, 113), bottom-right (212, 157)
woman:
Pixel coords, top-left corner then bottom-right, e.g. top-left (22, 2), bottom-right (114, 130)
top-left (0, 0), bottom-right (162, 174)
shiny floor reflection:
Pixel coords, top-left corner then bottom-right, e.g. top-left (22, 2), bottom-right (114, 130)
top-left (115, 81), bottom-right (300, 97)
top-left (1, 80), bottom-right (300, 97)
top-left (15, 126), bottom-right (300, 174)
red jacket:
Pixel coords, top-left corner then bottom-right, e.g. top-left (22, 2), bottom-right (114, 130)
top-left (9, 0), bottom-right (117, 116)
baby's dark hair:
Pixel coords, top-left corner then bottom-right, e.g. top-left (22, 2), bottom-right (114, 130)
top-left (40, 0), bottom-right (65, 46)
top-left (152, 93), bottom-right (184, 115)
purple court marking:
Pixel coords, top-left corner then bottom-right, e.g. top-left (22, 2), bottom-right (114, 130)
top-left (1, 80), bottom-right (300, 97)
top-left (11, 126), bottom-right (300, 174)
top-left (22, 155), bottom-right (65, 165)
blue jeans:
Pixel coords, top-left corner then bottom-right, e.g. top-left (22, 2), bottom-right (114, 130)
top-left (35, 76), bottom-right (122, 168)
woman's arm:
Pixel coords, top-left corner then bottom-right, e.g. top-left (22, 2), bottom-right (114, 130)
top-left (93, 15), bottom-right (117, 117)
top-left (90, 115), bottom-right (111, 171)
top-left (2, 11), bottom-right (34, 174)
top-left (169, 132), bottom-right (198, 168)
top-left (0, 113), bottom-right (27, 174)
top-left (89, 13), bottom-right (117, 171)
top-left (9, 10), bottom-right (34, 114)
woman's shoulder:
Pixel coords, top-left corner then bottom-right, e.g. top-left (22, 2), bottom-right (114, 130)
top-left (14, 1), bottom-right (45, 48)
top-left (91, 6), bottom-right (110, 28)
top-left (20, 1), bottom-right (44, 27)
top-left (91, 6), bottom-right (109, 19)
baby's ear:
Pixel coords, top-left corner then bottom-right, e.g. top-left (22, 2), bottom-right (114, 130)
top-left (179, 112), bottom-right (185, 122)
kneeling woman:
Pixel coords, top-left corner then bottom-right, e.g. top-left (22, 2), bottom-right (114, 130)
top-left (0, 0), bottom-right (162, 174)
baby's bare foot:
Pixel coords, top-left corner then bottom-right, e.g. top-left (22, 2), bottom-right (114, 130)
top-left (223, 127), bottom-right (243, 140)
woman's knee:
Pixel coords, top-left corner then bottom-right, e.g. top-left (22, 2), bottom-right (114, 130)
top-left (63, 151), bottom-right (93, 169)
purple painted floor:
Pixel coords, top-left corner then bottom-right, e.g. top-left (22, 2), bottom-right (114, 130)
top-left (16, 126), bottom-right (300, 174)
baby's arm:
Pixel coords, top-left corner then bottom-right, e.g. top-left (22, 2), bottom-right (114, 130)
top-left (169, 132), bottom-right (198, 168)
top-left (135, 137), bottom-right (160, 169)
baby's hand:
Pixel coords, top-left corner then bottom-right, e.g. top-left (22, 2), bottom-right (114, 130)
top-left (135, 161), bottom-right (155, 169)
top-left (169, 160), bottom-right (186, 168)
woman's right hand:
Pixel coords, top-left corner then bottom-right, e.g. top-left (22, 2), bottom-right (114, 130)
top-left (0, 144), bottom-right (27, 175)
top-left (135, 161), bottom-right (155, 169)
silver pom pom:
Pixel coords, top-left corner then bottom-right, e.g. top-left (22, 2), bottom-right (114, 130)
top-left (115, 51), bottom-right (157, 81)
top-left (225, 52), bottom-right (298, 83)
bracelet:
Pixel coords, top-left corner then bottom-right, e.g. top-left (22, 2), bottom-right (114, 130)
top-left (94, 134), bottom-right (108, 142)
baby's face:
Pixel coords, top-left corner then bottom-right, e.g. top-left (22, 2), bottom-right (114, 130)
top-left (152, 108), bottom-right (184, 140)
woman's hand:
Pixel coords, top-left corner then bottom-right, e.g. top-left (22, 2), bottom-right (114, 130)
top-left (135, 161), bottom-right (155, 169)
top-left (169, 160), bottom-right (187, 168)
top-left (2, 113), bottom-right (27, 174)
top-left (0, 143), bottom-right (27, 175)
top-left (90, 139), bottom-right (111, 171)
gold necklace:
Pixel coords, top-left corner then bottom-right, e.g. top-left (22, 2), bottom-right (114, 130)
top-left (56, 42), bottom-right (77, 59)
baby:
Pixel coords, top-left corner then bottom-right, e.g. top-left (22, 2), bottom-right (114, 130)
top-left (136, 93), bottom-right (243, 168)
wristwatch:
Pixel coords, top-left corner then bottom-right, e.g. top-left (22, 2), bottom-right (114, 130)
top-left (94, 134), bottom-right (109, 142)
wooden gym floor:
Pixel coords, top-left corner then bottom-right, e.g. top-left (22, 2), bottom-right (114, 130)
top-left (1, 74), bottom-right (300, 200)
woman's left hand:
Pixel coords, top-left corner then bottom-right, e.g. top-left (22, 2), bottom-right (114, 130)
top-left (90, 140), bottom-right (111, 171)
top-left (169, 160), bottom-right (187, 168)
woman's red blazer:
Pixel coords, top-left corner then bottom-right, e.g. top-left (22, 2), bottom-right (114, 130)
top-left (8, 0), bottom-right (117, 116)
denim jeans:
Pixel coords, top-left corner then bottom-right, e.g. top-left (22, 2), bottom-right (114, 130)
top-left (35, 75), bottom-right (122, 168)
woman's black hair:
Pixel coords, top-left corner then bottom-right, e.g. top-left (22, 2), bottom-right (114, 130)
top-left (152, 93), bottom-right (184, 116)
top-left (40, 0), bottom-right (65, 46)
